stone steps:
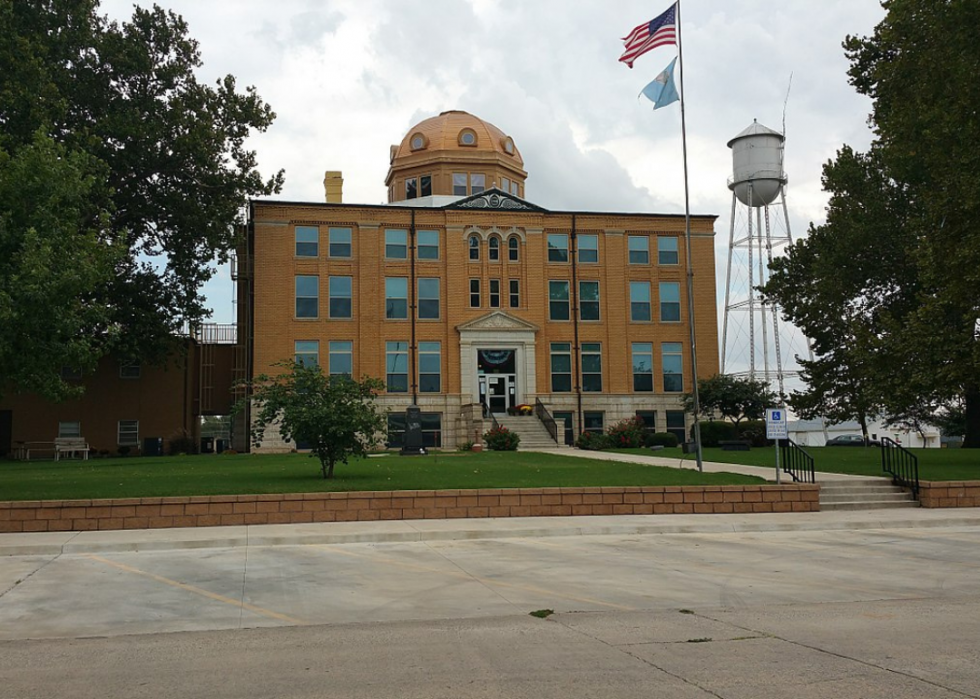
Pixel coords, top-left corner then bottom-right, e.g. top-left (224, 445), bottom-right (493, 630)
top-left (492, 415), bottom-right (564, 449)
top-left (819, 479), bottom-right (918, 511)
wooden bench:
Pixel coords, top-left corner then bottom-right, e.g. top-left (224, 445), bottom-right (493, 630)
top-left (719, 440), bottom-right (752, 451)
top-left (54, 437), bottom-right (90, 461)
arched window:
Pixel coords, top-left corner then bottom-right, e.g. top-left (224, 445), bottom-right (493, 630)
top-left (469, 235), bottom-right (480, 261)
top-left (508, 236), bottom-right (519, 262)
top-left (488, 236), bottom-right (500, 261)
top-left (458, 129), bottom-right (478, 147)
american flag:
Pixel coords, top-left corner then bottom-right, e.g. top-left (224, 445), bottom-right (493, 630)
top-left (619, 3), bottom-right (677, 69)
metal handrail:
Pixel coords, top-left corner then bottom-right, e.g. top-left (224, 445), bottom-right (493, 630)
top-left (779, 438), bottom-right (815, 483)
top-left (481, 399), bottom-right (499, 432)
top-left (880, 437), bottom-right (919, 498)
top-left (534, 398), bottom-right (559, 444)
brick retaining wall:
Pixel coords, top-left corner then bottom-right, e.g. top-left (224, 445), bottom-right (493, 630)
top-left (919, 481), bottom-right (980, 508)
top-left (0, 485), bottom-right (819, 533)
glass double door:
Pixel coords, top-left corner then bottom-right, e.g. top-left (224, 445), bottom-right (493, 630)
top-left (482, 375), bottom-right (516, 414)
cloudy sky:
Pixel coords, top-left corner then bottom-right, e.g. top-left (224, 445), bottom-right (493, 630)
top-left (101, 0), bottom-right (885, 372)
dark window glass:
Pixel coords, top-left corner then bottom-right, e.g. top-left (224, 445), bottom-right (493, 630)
top-left (579, 281), bottom-right (600, 321)
top-left (581, 343), bottom-right (602, 392)
top-left (329, 227), bottom-right (352, 258)
top-left (578, 234), bottom-right (598, 263)
top-left (548, 234), bottom-right (569, 263)
top-left (509, 279), bottom-right (520, 308)
top-left (295, 275), bottom-right (318, 318)
top-left (508, 236), bottom-right (519, 261)
top-left (658, 236), bottom-right (679, 265)
top-left (628, 236), bottom-right (649, 264)
top-left (417, 230), bottom-right (439, 260)
top-left (420, 175), bottom-right (432, 197)
top-left (630, 282), bottom-right (651, 322)
top-left (469, 235), bottom-right (480, 261)
top-left (550, 343), bottom-right (572, 393)
top-left (489, 279), bottom-right (500, 308)
top-left (405, 178), bottom-right (417, 200)
top-left (470, 279), bottom-right (481, 308)
top-left (329, 276), bottom-right (352, 319)
top-left (418, 278), bottom-right (440, 319)
top-left (295, 226), bottom-right (318, 257)
top-left (386, 229), bottom-right (408, 259)
top-left (549, 281), bottom-right (570, 320)
top-left (660, 282), bottom-right (681, 322)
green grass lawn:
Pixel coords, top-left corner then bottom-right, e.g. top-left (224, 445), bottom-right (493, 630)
top-left (612, 446), bottom-right (980, 481)
top-left (0, 451), bottom-right (765, 502)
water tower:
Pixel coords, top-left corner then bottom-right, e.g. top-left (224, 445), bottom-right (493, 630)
top-left (721, 120), bottom-right (796, 396)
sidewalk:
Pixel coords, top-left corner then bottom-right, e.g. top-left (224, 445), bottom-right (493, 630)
top-left (531, 447), bottom-right (880, 481)
top-left (3, 506), bottom-right (979, 557)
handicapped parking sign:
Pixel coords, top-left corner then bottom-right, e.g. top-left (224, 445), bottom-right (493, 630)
top-left (765, 408), bottom-right (788, 439)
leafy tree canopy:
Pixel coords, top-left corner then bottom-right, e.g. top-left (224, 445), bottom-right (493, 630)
top-left (245, 363), bottom-right (387, 479)
top-left (0, 0), bottom-right (283, 400)
top-left (764, 0), bottom-right (980, 447)
top-left (683, 374), bottom-right (778, 427)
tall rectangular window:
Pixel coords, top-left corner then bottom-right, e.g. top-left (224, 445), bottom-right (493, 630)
top-left (579, 280), bottom-right (600, 320)
top-left (418, 277), bottom-right (440, 319)
top-left (630, 281), bottom-right (651, 322)
top-left (550, 342), bottom-right (572, 392)
top-left (666, 410), bottom-right (686, 443)
top-left (470, 279), bottom-right (481, 308)
top-left (660, 282), bottom-right (681, 321)
top-left (329, 341), bottom-right (353, 376)
top-left (295, 275), bottom-right (318, 318)
top-left (329, 276), bottom-right (352, 318)
top-left (501, 176), bottom-right (510, 192)
top-left (662, 342), bottom-right (683, 392)
top-left (628, 236), bottom-right (649, 264)
top-left (417, 230), bottom-right (439, 260)
top-left (547, 233), bottom-right (569, 263)
top-left (385, 229), bottom-right (408, 259)
top-left (385, 277), bottom-right (408, 319)
top-left (328, 227), bottom-right (352, 258)
top-left (489, 279), bottom-right (501, 308)
top-left (658, 236), bottom-right (679, 265)
top-left (58, 421), bottom-right (81, 438)
top-left (578, 234), bottom-right (598, 263)
top-left (118, 420), bottom-right (139, 446)
top-left (386, 341), bottom-right (408, 393)
top-left (581, 343), bottom-right (602, 392)
top-left (295, 225), bottom-right (318, 257)
top-left (295, 340), bottom-right (319, 367)
top-left (405, 177), bottom-right (417, 200)
top-left (632, 343), bottom-right (653, 392)
top-left (420, 175), bottom-right (432, 197)
top-left (470, 173), bottom-right (485, 194)
top-left (419, 341), bottom-right (441, 393)
top-left (636, 410), bottom-right (657, 433)
top-left (509, 279), bottom-right (520, 308)
top-left (549, 280), bottom-right (570, 320)
top-left (453, 173), bottom-right (467, 196)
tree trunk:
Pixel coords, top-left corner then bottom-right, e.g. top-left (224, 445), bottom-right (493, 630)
top-left (326, 460), bottom-right (336, 479)
top-left (857, 411), bottom-right (870, 446)
top-left (963, 386), bottom-right (980, 448)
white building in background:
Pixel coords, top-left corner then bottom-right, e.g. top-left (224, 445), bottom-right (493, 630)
top-left (788, 419), bottom-right (941, 449)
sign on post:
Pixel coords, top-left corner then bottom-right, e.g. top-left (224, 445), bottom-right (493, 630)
top-left (765, 408), bottom-right (788, 484)
top-left (765, 408), bottom-right (788, 440)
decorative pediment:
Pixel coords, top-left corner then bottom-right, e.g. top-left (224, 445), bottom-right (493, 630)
top-left (456, 311), bottom-right (540, 333)
top-left (448, 188), bottom-right (547, 212)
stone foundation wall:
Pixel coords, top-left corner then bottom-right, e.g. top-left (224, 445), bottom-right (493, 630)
top-left (0, 484), bottom-right (818, 533)
top-left (918, 481), bottom-right (980, 508)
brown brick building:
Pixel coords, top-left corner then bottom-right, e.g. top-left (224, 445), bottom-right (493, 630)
top-left (240, 111), bottom-right (719, 449)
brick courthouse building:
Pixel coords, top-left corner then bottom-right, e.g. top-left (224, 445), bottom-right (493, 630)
top-left (241, 110), bottom-right (720, 450)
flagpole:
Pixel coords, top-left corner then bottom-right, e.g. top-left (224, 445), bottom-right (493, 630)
top-left (675, 0), bottom-right (704, 472)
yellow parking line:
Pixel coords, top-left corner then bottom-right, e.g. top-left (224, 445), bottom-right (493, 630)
top-left (85, 554), bottom-right (307, 626)
top-left (317, 545), bottom-right (636, 611)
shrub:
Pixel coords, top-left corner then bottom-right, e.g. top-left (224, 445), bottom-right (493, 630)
top-left (736, 420), bottom-right (770, 447)
top-left (576, 430), bottom-right (611, 450)
top-left (696, 421), bottom-right (737, 447)
top-left (167, 429), bottom-right (198, 456)
top-left (607, 416), bottom-right (647, 449)
top-left (458, 441), bottom-right (475, 452)
top-left (484, 425), bottom-right (520, 451)
top-left (646, 432), bottom-right (679, 448)
top-left (117, 445), bottom-right (131, 457)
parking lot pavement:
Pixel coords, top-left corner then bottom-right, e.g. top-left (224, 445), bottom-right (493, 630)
top-left (2, 516), bottom-right (979, 698)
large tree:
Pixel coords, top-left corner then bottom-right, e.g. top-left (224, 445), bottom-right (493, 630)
top-left (0, 0), bottom-right (283, 400)
top-left (764, 0), bottom-right (980, 447)
top-left (683, 374), bottom-right (778, 428)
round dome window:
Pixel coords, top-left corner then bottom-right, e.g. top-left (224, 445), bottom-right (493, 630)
top-left (410, 133), bottom-right (426, 151)
top-left (459, 130), bottom-right (477, 146)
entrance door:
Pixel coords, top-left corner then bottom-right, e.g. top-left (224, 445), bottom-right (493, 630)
top-left (487, 376), bottom-right (511, 414)
top-left (0, 410), bottom-right (11, 458)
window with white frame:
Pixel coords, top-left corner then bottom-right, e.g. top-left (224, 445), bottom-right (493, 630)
top-left (386, 341), bottom-right (408, 393)
top-left (418, 341), bottom-right (441, 392)
top-left (578, 234), bottom-right (598, 263)
top-left (118, 420), bottom-right (139, 446)
top-left (417, 230), bottom-right (439, 260)
top-left (385, 229), bottom-right (408, 259)
top-left (294, 340), bottom-right (319, 367)
top-left (579, 280), bottom-right (600, 321)
top-left (658, 236), bottom-right (679, 265)
top-left (509, 279), bottom-right (520, 308)
top-left (660, 282), bottom-right (681, 321)
top-left (329, 276), bottom-right (352, 319)
top-left (489, 279), bottom-right (500, 308)
top-left (662, 342), bottom-right (683, 392)
top-left (295, 225), bottom-right (318, 257)
top-left (628, 236), bottom-right (649, 264)
top-left (385, 277), bottom-right (408, 319)
top-left (470, 279), bottom-right (481, 308)
top-left (550, 343), bottom-right (572, 392)
top-left (295, 275), bottom-right (318, 318)
top-left (547, 233), bottom-right (569, 263)
top-left (581, 343), bottom-right (602, 392)
top-left (508, 236), bottom-right (519, 261)
top-left (329, 341), bottom-right (353, 376)
top-left (632, 343), bottom-right (653, 391)
top-left (549, 280), bottom-right (570, 320)
top-left (630, 281), bottom-right (651, 322)
top-left (328, 227), bottom-right (352, 258)
top-left (417, 278), bottom-right (440, 319)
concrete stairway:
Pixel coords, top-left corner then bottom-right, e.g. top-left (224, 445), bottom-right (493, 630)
top-left (819, 479), bottom-right (919, 511)
top-left (492, 415), bottom-right (564, 450)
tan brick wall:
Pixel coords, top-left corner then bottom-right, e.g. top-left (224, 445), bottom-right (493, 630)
top-left (919, 481), bottom-right (980, 508)
top-left (0, 485), bottom-right (819, 532)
